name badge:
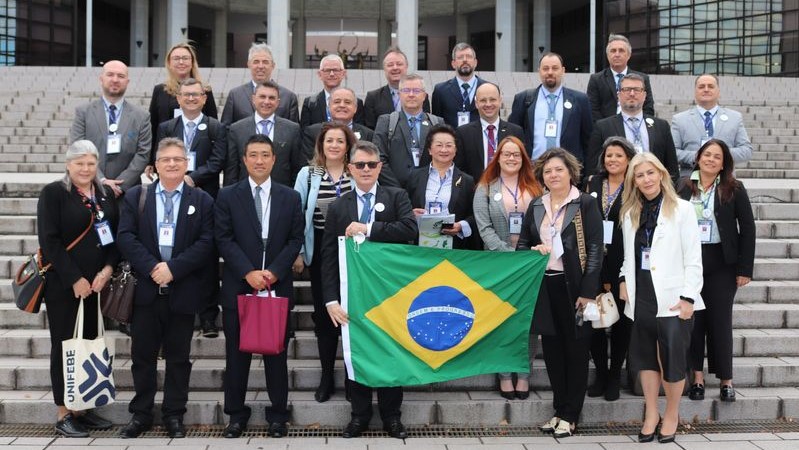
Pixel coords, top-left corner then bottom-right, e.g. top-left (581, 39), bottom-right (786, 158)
top-left (256, 290), bottom-right (278, 297)
top-left (411, 147), bottom-right (421, 166)
top-left (428, 201), bottom-right (443, 215)
top-left (94, 220), bottom-right (114, 246)
top-left (508, 211), bottom-right (524, 234)
top-left (107, 134), bottom-right (122, 154)
top-left (187, 151), bottom-right (197, 172)
top-left (551, 232), bottom-right (565, 259)
top-left (173, 108), bottom-right (183, 118)
top-left (698, 219), bottom-right (712, 243)
top-left (544, 120), bottom-right (558, 138)
top-left (457, 111), bottom-right (470, 127)
top-left (158, 222), bottom-right (176, 247)
top-left (602, 220), bottom-right (614, 244)
top-left (641, 247), bottom-right (651, 270)
top-left (634, 144), bottom-right (644, 154)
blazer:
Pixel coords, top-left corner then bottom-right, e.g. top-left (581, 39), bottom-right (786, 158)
top-left (431, 76), bottom-right (487, 128)
top-left (221, 82), bottom-right (299, 126)
top-left (517, 191), bottom-right (604, 337)
top-left (363, 84), bottom-right (431, 130)
top-left (116, 183), bottom-right (215, 315)
top-left (586, 68), bottom-right (655, 122)
top-left (148, 83), bottom-right (218, 164)
top-left (321, 185), bottom-right (417, 304)
top-left (223, 115), bottom-right (304, 187)
top-left (156, 115), bottom-right (227, 198)
top-left (214, 179), bottom-right (304, 309)
top-left (372, 111), bottom-right (444, 188)
top-left (455, 119), bottom-right (525, 181)
top-left (677, 180), bottom-right (756, 277)
top-left (473, 180), bottom-right (514, 252)
top-left (300, 90), bottom-right (365, 129)
top-left (671, 106), bottom-right (753, 168)
top-left (301, 122), bottom-right (374, 162)
top-left (405, 165), bottom-right (476, 250)
top-left (69, 98), bottom-right (152, 191)
top-left (585, 175), bottom-right (625, 286)
top-left (619, 198), bottom-right (705, 320)
top-left (507, 86), bottom-right (593, 162)
top-left (585, 114), bottom-right (679, 183)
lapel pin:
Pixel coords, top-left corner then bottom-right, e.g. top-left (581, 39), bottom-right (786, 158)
top-left (422, 121), bottom-right (429, 126)
top-left (188, 205), bottom-right (196, 215)
top-left (198, 123), bottom-right (207, 131)
top-left (493, 192), bottom-right (502, 201)
top-left (374, 202), bottom-right (385, 212)
top-left (590, 191), bottom-right (598, 198)
top-left (108, 123), bottom-right (118, 133)
top-left (354, 131), bottom-right (361, 139)
top-left (455, 176), bottom-right (462, 187)
top-left (563, 101), bottom-right (573, 109)
top-left (720, 114), bottom-right (729, 121)
top-left (645, 118), bottom-right (654, 127)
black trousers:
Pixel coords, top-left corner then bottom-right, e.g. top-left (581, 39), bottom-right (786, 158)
top-left (222, 306), bottom-right (289, 425)
top-left (589, 281), bottom-right (632, 381)
top-left (689, 244), bottom-right (737, 380)
top-left (129, 296), bottom-right (195, 422)
top-left (198, 250), bottom-right (220, 324)
top-left (541, 274), bottom-right (590, 424)
top-left (349, 380), bottom-right (402, 423)
top-left (310, 228), bottom-right (340, 378)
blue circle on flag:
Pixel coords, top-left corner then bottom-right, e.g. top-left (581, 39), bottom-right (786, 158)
top-left (406, 286), bottom-right (474, 351)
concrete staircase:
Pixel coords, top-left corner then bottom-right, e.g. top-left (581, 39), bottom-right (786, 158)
top-left (1, 68), bottom-right (799, 428)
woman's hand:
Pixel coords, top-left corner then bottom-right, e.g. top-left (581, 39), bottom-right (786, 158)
top-left (669, 299), bottom-right (695, 320)
top-left (91, 265), bottom-right (113, 293)
top-left (575, 296), bottom-right (594, 310)
top-left (619, 282), bottom-right (628, 301)
top-left (531, 244), bottom-right (551, 255)
top-left (72, 278), bottom-right (92, 299)
top-left (412, 208), bottom-right (426, 218)
top-left (736, 276), bottom-right (751, 287)
top-left (292, 255), bottom-right (305, 274)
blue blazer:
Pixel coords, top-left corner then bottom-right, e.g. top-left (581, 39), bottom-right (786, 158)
top-left (431, 76), bottom-right (487, 128)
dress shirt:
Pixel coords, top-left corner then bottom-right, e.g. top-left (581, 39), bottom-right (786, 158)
top-left (457, 76), bottom-right (478, 107)
top-left (425, 164), bottom-right (471, 238)
top-left (696, 105), bottom-right (720, 136)
top-left (181, 113), bottom-right (203, 145)
top-left (248, 177), bottom-right (273, 240)
top-left (155, 181), bottom-right (185, 226)
top-left (102, 97), bottom-right (124, 128)
top-left (539, 185), bottom-right (580, 271)
top-left (480, 117), bottom-right (501, 168)
top-left (621, 111), bottom-right (650, 153)
top-left (689, 170), bottom-right (721, 243)
top-left (354, 184), bottom-right (378, 237)
top-left (532, 86), bottom-right (564, 159)
top-left (253, 112), bottom-right (276, 141)
top-left (612, 68), bottom-right (628, 114)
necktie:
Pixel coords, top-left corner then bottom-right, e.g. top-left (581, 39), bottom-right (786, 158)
top-left (359, 192), bottom-right (373, 224)
top-left (185, 121), bottom-right (196, 149)
top-left (259, 119), bottom-right (272, 136)
top-left (704, 111), bottom-right (714, 137)
top-left (461, 83), bottom-right (470, 106)
top-left (546, 94), bottom-right (557, 149)
top-left (628, 117), bottom-right (643, 148)
top-left (409, 116), bottom-right (420, 148)
top-left (254, 186), bottom-right (264, 228)
top-left (615, 73), bottom-right (624, 91)
top-left (392, 89), bottom-right (400, 111)
top-left (160, 190), bottom-right (176, 261)
top-left (108, 104), bottom-right (117, 125)
top-left (486, 124), bottom-right (496, 162)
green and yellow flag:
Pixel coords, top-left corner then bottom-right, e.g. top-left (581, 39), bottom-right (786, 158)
top-left (339, 238), bottom-right (547, 387)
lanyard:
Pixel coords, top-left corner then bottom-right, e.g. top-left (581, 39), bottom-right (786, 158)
top-left (602, 179), bottom-right (624, 219)
top-left (703, 109), bottom-right (718, 135)
top-left (624, 116), bottom-right (644, 144)
top-left (78, 186), bottom-right (104, 220)
top-left (360, 193), bottom-right (374, 221)
top-left (327, 170), bottom-right (345, 198)
top-left (433, 171), bottom-right (449, 202)
top-left (500, 176), bottom-right (520, 211)
top-left (545, 90), bottom-right (562, 120)
top-left (701, 182), bottom-right (716, 211)
top-left (159, 190), bottom-right (181, 223)
top-left (549, 201), bottom-right (568, 236)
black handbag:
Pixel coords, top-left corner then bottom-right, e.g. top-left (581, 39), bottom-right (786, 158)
top-left (100, 261), bottom-right (136, 324)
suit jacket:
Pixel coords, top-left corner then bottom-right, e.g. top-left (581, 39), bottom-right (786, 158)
top-left (586, 114), bottom-right (679, 183)
top-left (586, 68), bottom-right (655, 122)
top-left (221, 82), bottom-right (299, 126)
top-left (223, 115), bottom-right (304, 187)
top-left (116, 183), bottom-right (215, 314)
top-left (507, 86), bottom-right (593, 163)
top-left (431, 76), bottom-right (488, 128)
top-left (372, 111), bottom-right (444, 188)
top-left (671, 106), bottom-right (753, 169)
top-left (69, 99), bottom-right (152, 191)
top-left (473, 180), bottom-right (515, 252)
top-left (148, 83), bottom-right (218, 165)
top-left (301, 122), bottom-right (374, 162)
top-left (214, 179), bottom-right (304, 309)
top-left (363, 84), bottom-right (431, 130)
top-left (455, 119), bottom-right (525, 181)
top-left (406, 165), bottom-right (476, 249)
top-left (300, 90), bottom-right (365, 129)
top-left (156, 115), bottom-right (227, 198)
top-left (321, 185), bottom-right (417, 304)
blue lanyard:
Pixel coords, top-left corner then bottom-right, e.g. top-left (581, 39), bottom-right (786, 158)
top-left (624, 116), bottom-right (644, 143)
top-left (159, 190), bottom-right (181, 223)
top-left (433, 171), bottom-right (449, 202)
top-left (328, 171), bottom-right (345, 198)
top-left (701, 182), bottom-right (716, 211)
top-left (360, 194), bottom-right (373, 220)
top-left (550, 202), bottom-right (568, 234)
top-left (545, 90), bottom-right (562, 120)
top-left (603, 179), bottom-right (624, 219)
top-left (500, 176), bottom-right (520, 211)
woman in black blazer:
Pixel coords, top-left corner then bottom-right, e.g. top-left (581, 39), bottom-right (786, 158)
top-left (38, 141), bottom-right (119, 437)
top-left (406, 124), bottom-right (476, 250)
top-left (517, 148), bottom-right (603, 437)
top-left (678, 138), bottom-right (756, 402)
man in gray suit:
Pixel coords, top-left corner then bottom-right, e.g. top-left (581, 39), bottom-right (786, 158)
top-left (69, 60), bottom-right (151, 197)
top-left (224, 81), bottom-right (304, 187)
top-left (221, 43), bottom-right (299, 126)
top-left (671, 74), bottom-right (753, 176)
top-left (373, 73), bottom-right (443, 188)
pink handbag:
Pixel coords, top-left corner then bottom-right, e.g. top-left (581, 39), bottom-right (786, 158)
top-left (237, 285), bottom-right (288, 355)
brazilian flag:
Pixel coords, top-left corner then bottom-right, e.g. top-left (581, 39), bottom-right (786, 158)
top-left (339, 237), bottom-right (547, 387)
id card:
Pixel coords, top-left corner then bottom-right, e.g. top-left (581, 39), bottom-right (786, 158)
top-left (107, 134), bottom-right (121, 154)
top-left (158, 222), bottom-right (176, 247)
top-left (634, 144), bottom-right (644, 154)
top-left (551, 232), bottom-right (565, 259)
top-left (698, 219), bottom-right (712, 243)
top-left (94, 220), bottom-right (114, 246)
top-left (509, 211), bottom-right (524, 234)
top-left (256, 289), bottom-right (278, 297)
top-left (411, 147), bottom-right (421, 166)
top-left (187, 151), bottom-right (197, 172)
top-left (544, 120), bottom-right (558, 138)
top-left (602, 220), bottom-right (614, 244)
top-left (641, 247), bottom-right (651, 270)
top-left (428, 201), bottom-right (443, 215)
top-left (457, 111), bottom-right (470, 127)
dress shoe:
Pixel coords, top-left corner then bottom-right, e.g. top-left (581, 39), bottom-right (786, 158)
top-left (720, 384), bottom-right (736, 402)
top-left (539, 416), bottom-right (560, 433)
top-left (688, 383), bottom-right (705, 400)
top-left (586, 379), bottom-right (606, 397)
top-left (657, 432), bottom-right (676, 443)
top-left (383, 418), bottom-right (407, 439)
top-left (55, 413), bottom-right (89, 438)
top-left (163, 417), bottom-right (185, 438)
top-left (342, 419), bottom-right (368, 438)
top-left (268, 422), bottom-right (288, 438)
top-left (201, 320), bottom-right (219, 338)
top-left (118, 418), bottom-right (151, 439)
top-left (515, 389), bottom-right (530, 400)
top-left (499, 389), bottom-right (515, 400)
top-left (75, 410), bottom-right (112, 430)
top-left (315, 376), bottom-right (335, 403)
top-left (552, 419), bottom-right (575, 438)
top-left (638, 416), bottom-right (661, 443)
top-left (223, 422), bottom-right (246, 438)
top-left (604, 377), bottom-right (620, 401)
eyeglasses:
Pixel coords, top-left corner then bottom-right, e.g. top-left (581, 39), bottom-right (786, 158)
top-left (321, 68), bottom-right (344, 75)
top-left (501, 152), bottom-right (523, 159)
top-left (350, 161), bottom-right (380, 170)
top-left (179, 92), bottom-right (205, 98)
top-left (157, 157), bottom-right (188, 164)
top-left (170, 55), bottom-right (192, 63)
top-left (400, 88), bottom-right (424, 95)
top-left (619, 87), bottom-right (645, 94)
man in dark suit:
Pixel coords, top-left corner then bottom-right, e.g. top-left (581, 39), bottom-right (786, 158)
top-left (301, 87), bottom-right (374, 159)
top-left (221, 42), bottom-right (299, 125)
top-left (586, 34), bottom-right (655, 122)
top-left (508, 52), bottom-right (593, 163)
top-left (300, 54), bottom-right (364, 129)
top-left (224, 81), bottom-right (304, 187)
top-left (363, 47), bottom-right (430, 129)
top-left (373, 73), bottom-right (444, 188)
top-left (116, 138), bottom-right (215, 439)
top-left (321, 141), bottom-right (417, 439)
top-left (586, 73), bottom-right (679, 182)
top-left (455, 82), bottom-right (524, 181)
top-left (431, 42), bottom-right (487, 128)
top-left (215, 134), bottom-right (304, 439)
top-left (157, 78), bottom-right (226, 338)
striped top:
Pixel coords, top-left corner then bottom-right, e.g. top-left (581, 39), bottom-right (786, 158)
top-left (311, 165), bottom-right (353, 229)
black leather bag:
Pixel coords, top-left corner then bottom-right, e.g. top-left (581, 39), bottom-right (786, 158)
top-left (100, 261), bottom-right (136, 324)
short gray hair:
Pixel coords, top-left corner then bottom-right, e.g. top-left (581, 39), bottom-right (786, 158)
top-left (620, 72), bottom-right (645, 86)
top-left (606, 34), bottom-right (632, 54)
top-left (349, 140), bottom-right (380, 160)
top-left (248, 42), bottom-right (274, 62)
top-left (330, 86), bottom-right (357, 99)
top-left (695, 73), bottom-right (720, 87)
top-left (451, 42), bottom-right (475, 61)
top-left (62, 140), bottom-right (101, 190)
top-left (399, 73), bottom-right (426, 92)
top-left (319, 54), bottom-right (344, 70)
top-left (155, 137), bottom-right (187, 160)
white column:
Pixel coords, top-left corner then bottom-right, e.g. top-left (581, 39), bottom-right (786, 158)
top-left (130, 0), bottom-right (149, 67)
top-left (291, 0), bottom-right (306, 68)
top-left (152, 0), bottom-right (167, 66)
top-left (515, 0), bottom-right (530, 71)
top-left (590, 0), bottom-right (597, 72)
top-left (268, 0), bottom-right (290, 69)
top-left (532, 0), bottom-right (551, 71)
top-left (166, 0), bottom-right (189, 47)
top-left (455, 3), bottom-right (468, 45)
top-left (377, 0), bottom-right (391, 55)
top-left (396, 0), bottom-right (418, 72)
top-left (86, 0), bottom-right (92, 66)
top-left (213, 4), bottom-right (228, 68)
top-left (495, 0), bottom-right (515, 72)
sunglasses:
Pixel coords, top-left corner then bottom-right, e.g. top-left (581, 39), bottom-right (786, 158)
top-left (350, 161), bottom-right (380, 170)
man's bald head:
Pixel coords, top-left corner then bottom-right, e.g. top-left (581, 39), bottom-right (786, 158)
top-left (100, 60), bottom-right (130, 101)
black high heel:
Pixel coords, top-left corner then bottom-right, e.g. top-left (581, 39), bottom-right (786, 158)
top-left (658, 417), bottom-right (679, 443)
top-left (638, 416), bottom-right (661, 443)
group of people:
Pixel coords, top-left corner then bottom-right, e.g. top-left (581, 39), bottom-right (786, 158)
top-left (39, 34), bottom-right (755, 442)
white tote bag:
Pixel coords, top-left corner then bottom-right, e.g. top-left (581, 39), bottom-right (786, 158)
top-left (62, 297), bottom-right (116, 411)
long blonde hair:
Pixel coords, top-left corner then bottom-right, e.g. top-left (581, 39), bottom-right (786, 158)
top-left (619, 153), bottom-right (678, 229)
top-left (164, 42), bottom-right (206, 96)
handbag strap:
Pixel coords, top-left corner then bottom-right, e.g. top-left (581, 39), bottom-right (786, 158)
top-left (574, 208), bottom-right (587, 272)
top-left (40, 216), bottom-right (95, 273)
top-left (72, 297), bottom-right (85, 339)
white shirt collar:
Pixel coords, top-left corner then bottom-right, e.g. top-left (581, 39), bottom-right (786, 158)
top-left (254, 112), bottom-right (276, 123)
top-left (480, 117), bottom-right (500, 129)
top-left (697, 105), bottom-right (720, 116)
top-left (156, 181), bottom-right (185, 194)
top-left (182, 113), bottom-right (203, 127)
top-left (611, 68), bottom-right (628, 78)
top-left (354, 184), bottom-right (378, 198)
top-left (248, 176), bottom-right (272, 193)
